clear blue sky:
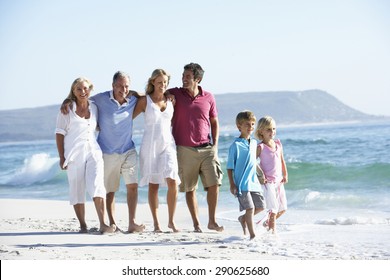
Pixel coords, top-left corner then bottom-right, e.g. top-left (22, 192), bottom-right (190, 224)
top-left (1, 0), bottom-right (389, 115)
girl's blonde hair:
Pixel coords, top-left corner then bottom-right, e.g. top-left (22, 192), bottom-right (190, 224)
top-left (66, 77), bottom-right (93, 101)
top-left (255, 115), bottom-right (275, 140)
top-left (145, 69), bottom-right (170, 95)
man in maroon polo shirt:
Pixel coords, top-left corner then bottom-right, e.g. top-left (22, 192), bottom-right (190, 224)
top-left (167, 63), bottom-right (223, 233)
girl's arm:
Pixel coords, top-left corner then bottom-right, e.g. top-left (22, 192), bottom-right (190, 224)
top-left (280, 147), bottom-right (288, 183)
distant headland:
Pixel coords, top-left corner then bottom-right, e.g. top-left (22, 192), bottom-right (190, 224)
top-left (0, 89), bottom-right (386, 142)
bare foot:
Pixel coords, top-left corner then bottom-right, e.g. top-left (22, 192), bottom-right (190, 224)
top-left (100, 224), bottom-right (116, 234)
top-left (108, 224), bottom-right (123, 233)
top-left (128, 223), bottom-right (146, 233)
top-left (168, 222), bottom-right (180, 233)
top-left (249, 234), bottom-right (256, 240)
top-left (153, 228), bottom-right (163, 233)
top-left (238, 215), bottom-right (247, 235)
top-left (194, 225), bottom-right (202, 233)
top-left (208, 223), bottom-right (224, 232)
top-left (263, 220), bottom-right (269, 230)
top-left (78, 227), bottom-right (88, 234)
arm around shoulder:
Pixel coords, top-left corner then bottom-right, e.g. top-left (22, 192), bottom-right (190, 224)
top-left (132, 96), bottom-right (146, 119)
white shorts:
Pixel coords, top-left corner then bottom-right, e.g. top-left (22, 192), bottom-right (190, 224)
top-left (262, 182), bottom-right (287, 214)
top-left (66, 149), bottom-right (106, 205)
top-left (103, 149), bottom-right (138, 192)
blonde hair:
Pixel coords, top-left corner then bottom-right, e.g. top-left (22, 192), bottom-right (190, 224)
top-left (66, 77), bottom-right (93, 101)
top-left (145, 69), bottom-right (170, 95)
top-left (255, 116), bottom-right (275, 140)
top-left (236, 110), bottom-right (256, 125)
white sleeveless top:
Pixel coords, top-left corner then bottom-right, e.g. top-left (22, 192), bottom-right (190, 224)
top-left (138, 95), bottom-right (180, 186)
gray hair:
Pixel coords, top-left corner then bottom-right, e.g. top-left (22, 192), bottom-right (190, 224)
top-left (112, 71), bottom-right (130, 83)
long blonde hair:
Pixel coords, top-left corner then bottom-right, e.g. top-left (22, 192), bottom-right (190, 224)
top-left (66, 77), bottom-right (93, 101)
top-left (145, 69), bottom-right (170, 95)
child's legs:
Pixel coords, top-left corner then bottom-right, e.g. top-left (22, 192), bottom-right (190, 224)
top-left (276, 184), bottom-right (287, 218)
top-left (263, 183), bottom-right (278, 214)
top-left (268, 212), bottom-right (276, 232)
top-left (276, 210), bottom-right (285, 220)
top-left (238, 192), bottom-right (259, 239)
top-left (244, 208), bottom-right (255, 239)
top-left (252, 192), bottom-right (266, 215)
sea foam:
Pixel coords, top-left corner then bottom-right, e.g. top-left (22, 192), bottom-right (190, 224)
top-left (5, 153), bottom-right (60, 185)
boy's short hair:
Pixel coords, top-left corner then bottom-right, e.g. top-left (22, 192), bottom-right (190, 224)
top-left (236, 110), bottom-right (256, 125)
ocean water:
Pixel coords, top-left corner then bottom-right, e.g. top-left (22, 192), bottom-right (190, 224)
top-left (1, 121), bottom-right (389, 225)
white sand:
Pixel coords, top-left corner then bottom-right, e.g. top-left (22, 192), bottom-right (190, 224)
top-left (1, 198), bottom-right (389, 279)
top-left (1, 198), bottom-right (389, 261)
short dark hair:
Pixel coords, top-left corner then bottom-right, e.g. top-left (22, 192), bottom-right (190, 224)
top-left (184, 63), bottom-right (204, 82)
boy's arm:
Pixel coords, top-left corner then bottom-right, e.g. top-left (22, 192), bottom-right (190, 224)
top-left (256, 144), bottom-right (266, 184)
top-left (227, 169), bottom-right (237, 196)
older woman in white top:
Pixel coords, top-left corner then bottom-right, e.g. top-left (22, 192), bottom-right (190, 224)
top-left (55, 77), bottom-right (114, 234)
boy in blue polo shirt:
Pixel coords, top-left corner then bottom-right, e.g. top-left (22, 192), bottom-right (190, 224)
top-left (227, 110), bottom-right (265, 240)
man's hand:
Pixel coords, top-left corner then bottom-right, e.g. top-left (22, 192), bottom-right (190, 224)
top-left (164, 90), bottom-right (176, 105)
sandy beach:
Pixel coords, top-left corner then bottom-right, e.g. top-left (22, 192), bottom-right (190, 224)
top-left (1, 198), bottom-right (389, 279)
top-left (1, 198), bottom-right (389, 261)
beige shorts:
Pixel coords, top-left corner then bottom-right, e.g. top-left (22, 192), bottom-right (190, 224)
top-left (103, 149), bottom-right (138, 193)
top-left (177, 145), bottom-right (223, 192)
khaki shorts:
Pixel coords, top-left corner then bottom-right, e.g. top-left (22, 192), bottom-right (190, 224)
top-left (103, 149), bottom-right (138, 193)
top-left (177, 145), bottom-right (223, 192)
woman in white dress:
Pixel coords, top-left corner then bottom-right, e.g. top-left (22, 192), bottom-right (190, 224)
top-left (55, 77), bottom-right (115, 234)
top-left (133, 69), bottom-right (180, 232)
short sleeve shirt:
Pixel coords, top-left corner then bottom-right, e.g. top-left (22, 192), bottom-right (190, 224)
top-left (90, 91), bottom-right (137, 154)
top-left (227, 137), bottom-right (261, 195)
top-left (170, 86), bottom-right (218, 147)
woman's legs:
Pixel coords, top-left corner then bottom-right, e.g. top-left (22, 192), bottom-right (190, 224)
top-left (73, 203), bottom-right (87, 233)
top-left (166, 178), bottom-right (179, 232)
top-left (148, 183), bottom-right (161, 232)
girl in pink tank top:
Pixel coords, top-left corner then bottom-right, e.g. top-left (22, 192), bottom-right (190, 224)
top-left (255, 116), bottom-right (288, 233)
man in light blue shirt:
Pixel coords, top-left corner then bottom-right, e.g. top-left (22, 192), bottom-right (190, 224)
top-left (62, 71), bottom-right (144, 233)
